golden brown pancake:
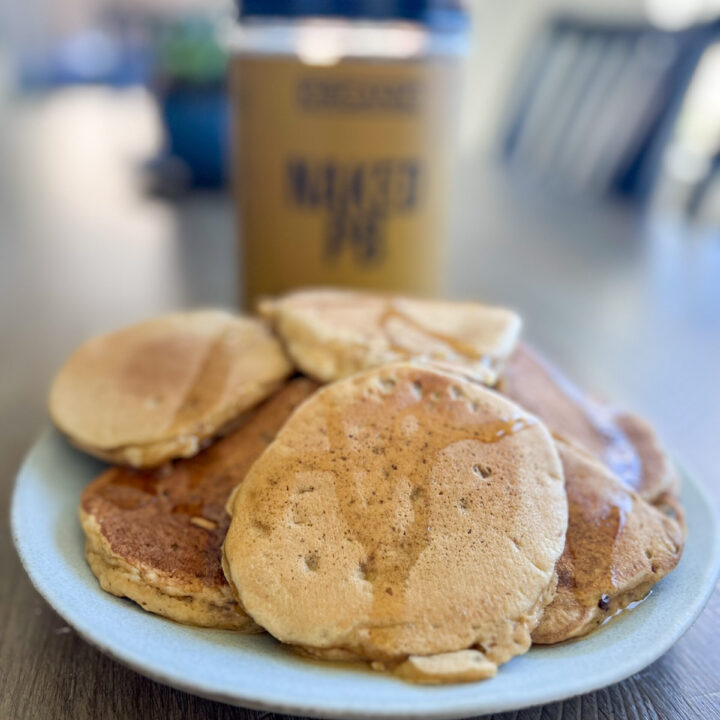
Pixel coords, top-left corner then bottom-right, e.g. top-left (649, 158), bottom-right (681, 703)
top-left (223, 363), bottom-right (567, 683)
top-left (614, 412), bottom-right (682, 520)
top-left (499, 343), bottom-right (678, 505)
top-left (51, 310), bottom-right (292, 467)
top-left (80, 378), bottom-right (318, 629)
top-left (532, 440), bottom-right (684, 644)
top-left (259, 288), bottom-right (521, 385)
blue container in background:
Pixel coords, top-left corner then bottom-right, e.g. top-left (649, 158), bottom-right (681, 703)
top-left (160, 83), bottom-right (228, 188)
top-left (151, 15), bottom-right (229, 191)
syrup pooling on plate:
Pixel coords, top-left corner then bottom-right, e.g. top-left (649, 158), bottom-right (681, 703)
top-left (599, 594), bottom-right (652, 627)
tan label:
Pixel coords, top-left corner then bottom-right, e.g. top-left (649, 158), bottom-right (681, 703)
top-left (230, 56), bottom-right (460, 307)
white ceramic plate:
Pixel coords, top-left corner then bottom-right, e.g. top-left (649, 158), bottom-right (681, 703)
top-left (11, 429), bottom-right (720, 719)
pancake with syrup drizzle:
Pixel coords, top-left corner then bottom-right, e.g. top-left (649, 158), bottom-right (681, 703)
top-left (80, 378), bottom-right (318, 629)
top-left (258, 288), bottom-right (521, 386)
top-left (499, 343), bottom-right (680, 507)
top-left (223, 363), bottom-right (567, 683)
top-left (50, 310), bottom-right (292, 468)
top-left (532, 440), bottom-right (683, 644)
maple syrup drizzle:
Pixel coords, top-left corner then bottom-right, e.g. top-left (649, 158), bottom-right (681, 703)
top-left (378, 305), bottom-right (490, 364)
top-left (90, 380), bottom-right (316, 582)
top-left (168, 329), bottom-right (234, 434)
top-left (560, 448), bottom-right (634, 614)
top-left (310, 373), bottom-right (535, 649)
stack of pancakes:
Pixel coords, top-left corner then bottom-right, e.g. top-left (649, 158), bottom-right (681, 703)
top-left (49, 290), bottom-right (684, 684)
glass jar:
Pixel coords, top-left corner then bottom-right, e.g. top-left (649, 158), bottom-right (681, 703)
top-left (225, 1), bottom-right (469, 307)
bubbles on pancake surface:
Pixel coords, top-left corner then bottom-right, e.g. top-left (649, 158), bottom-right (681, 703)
top-left (473, 464), bottom-right (493, 479)
top-left (223, 363), bottom-right (568, 679)
top-left (304, 552), bottom-right (320, 572)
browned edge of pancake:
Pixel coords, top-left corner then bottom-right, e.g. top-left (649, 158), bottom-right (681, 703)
top-left (80, 509), bottom-right (253, 630)
top-left (500, 343), bottom-right (682, 510)
top-left (532, 440), bottom-right (684, 645)
top-left (80, 377), bottom-right (319, 629)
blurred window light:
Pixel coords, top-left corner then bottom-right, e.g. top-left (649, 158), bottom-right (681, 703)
top-left (673, 43), bottom-right (720, 156)
top-left (646, 0), bottom-right (720, 30)
top-left (296, 23), bottom-right (427, 66)
top-left (297, 24), bottom-right (347, 66)
top-left (655, 42), bottom-right (720, 215)
top-left (223, 21), bottom-right (434, 65)
top-left (665, 144), bottom-right (711, 184)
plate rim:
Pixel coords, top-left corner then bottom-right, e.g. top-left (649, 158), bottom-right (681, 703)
top-left (11, 428), bottom-right (720, 720)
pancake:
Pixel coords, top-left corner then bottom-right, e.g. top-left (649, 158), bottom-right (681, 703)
top-left (615, 412), bottom-right (682, 522)
top-left (50, 310), bottom-right (292, 467)
top-left (499, 343), bottom-right (679, 505)
top-left (80, 378), bottom-right (318, 629)
top-left (532, 440), bottom-right (684, 645)
top-left (259, 288), bottom-right (521, 385)
top-left (223, 363), bottom-right (567, 682)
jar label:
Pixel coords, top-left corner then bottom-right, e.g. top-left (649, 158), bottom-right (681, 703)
top-left (230, 57), bottom-right (460, 306)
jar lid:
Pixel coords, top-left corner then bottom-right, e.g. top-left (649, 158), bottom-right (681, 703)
top-left (238, 0), bottom-right (468, 29)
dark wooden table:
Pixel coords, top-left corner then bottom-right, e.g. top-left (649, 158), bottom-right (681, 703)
top-left (2, 89), bottom-right (718, 720)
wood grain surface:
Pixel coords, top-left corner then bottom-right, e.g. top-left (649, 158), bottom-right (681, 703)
top-left (1, 89), bottom-right (718, 720)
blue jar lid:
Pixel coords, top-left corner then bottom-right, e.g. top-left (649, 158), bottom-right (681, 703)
top-left (238, 0), bottom-right (467, 29)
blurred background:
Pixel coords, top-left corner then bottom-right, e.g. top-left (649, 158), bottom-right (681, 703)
top-left (0, 0), bottom-right (719, 477)
top-left (4, 0), bottom-right (720, 212)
